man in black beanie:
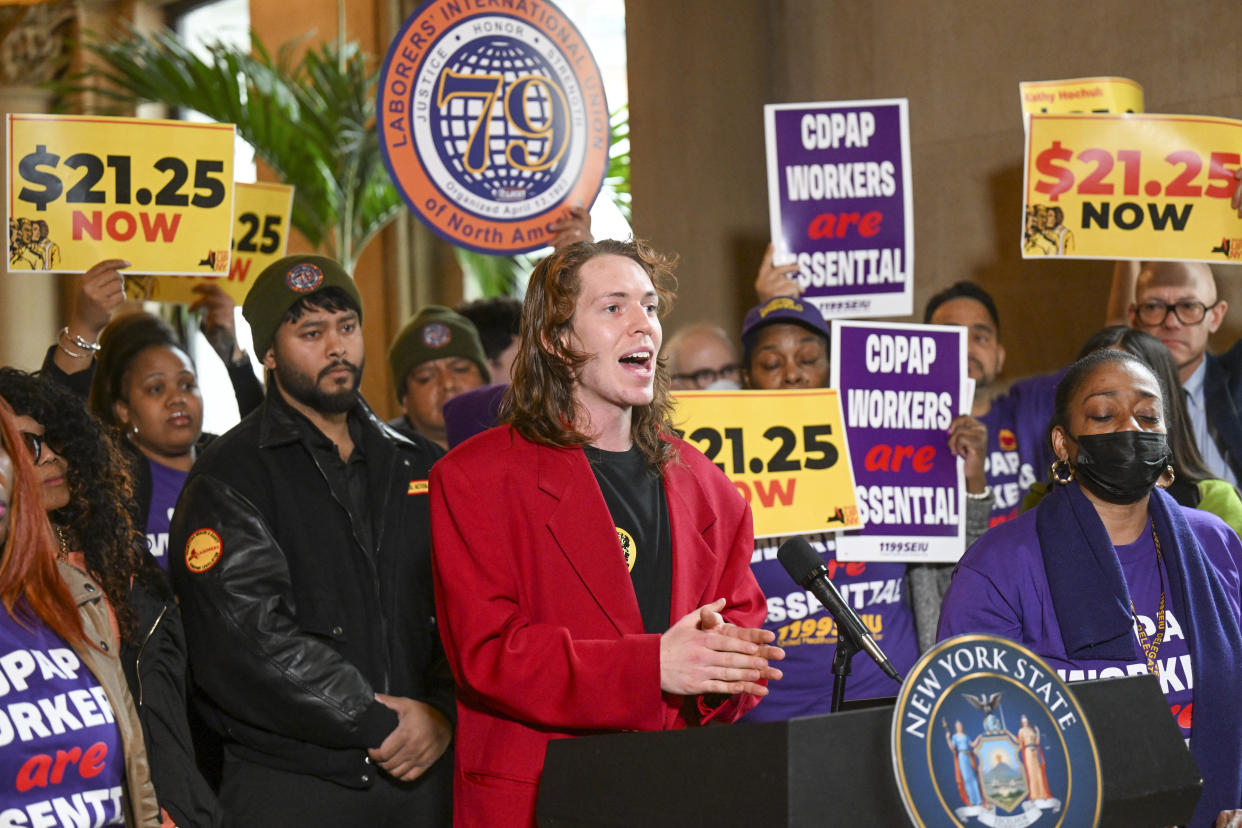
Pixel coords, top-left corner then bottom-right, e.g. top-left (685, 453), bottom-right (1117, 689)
top-left (170, 254), bottom-right (453, 826)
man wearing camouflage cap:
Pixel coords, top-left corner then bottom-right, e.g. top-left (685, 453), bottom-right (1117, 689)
top-left (170, 254), bottom-right (454, 825)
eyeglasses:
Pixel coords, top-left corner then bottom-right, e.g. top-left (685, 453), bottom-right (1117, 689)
top-left (1134, 299), bottom-right (1221, 326)
top-left (673, 364), bottom-right (741, 389)
top-left (20, 431), bottom-right (62, 464)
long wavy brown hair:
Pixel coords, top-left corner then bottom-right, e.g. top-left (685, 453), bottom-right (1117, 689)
top-left (0, 396), bottom-right (85, 646)
top-left (503, 239), bottom-right (679, 469)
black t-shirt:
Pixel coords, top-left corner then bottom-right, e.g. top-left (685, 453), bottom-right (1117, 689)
top-left (585, 444), bottom-right (673, 634)
top-left (286, 396), bottom-right (375, 555)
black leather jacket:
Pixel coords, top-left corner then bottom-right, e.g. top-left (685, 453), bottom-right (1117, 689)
top-left (169, 390), bottom-right (454, 787)
top-left (122, 575), bottom-right (223, 826)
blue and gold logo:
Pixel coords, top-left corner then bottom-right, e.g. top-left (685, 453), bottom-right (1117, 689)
top-left (377, 0), bottom-right (609, 255)
top-left (892, 635), bottom-right (1101, 827)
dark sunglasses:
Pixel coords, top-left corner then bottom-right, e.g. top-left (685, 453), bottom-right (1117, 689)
top-left (20, 431), bottom-right (63, 464)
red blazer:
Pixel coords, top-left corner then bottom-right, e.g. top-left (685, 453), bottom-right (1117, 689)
top-left (430, 426), bottom-right (767, 827)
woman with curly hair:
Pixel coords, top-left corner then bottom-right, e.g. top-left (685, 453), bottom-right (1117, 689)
top-left (0, 368), bottom-right (220, 827)
top-left (83, 313), bottom-right (211, 571)
top-left (0, 393), bottom-right (160, 826)
top-left (41, 264), bottom-right (262, 570)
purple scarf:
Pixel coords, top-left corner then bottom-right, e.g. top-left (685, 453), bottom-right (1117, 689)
top-left (1037, 482), bottom-right (1242, 826)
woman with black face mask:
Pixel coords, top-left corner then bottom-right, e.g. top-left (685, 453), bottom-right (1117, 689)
top-left (938, 349), bottom-right (1242, 828)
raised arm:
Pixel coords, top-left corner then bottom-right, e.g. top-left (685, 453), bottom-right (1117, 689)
top-left (43, 260), bottom-right (129, 393)
top-left (190, 283), bottom-right (264, 416)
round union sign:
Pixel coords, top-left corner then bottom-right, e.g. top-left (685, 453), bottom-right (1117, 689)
top-left (378, 0), bottom-right (610, 255)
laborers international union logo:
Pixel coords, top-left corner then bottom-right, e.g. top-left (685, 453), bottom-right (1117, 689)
top-left (892, 634), bottom-right (1101, 827)
top-left (377, 0), bottom-right (609, 255)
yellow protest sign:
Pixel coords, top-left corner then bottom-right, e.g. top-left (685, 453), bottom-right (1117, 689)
top-left (123, 182), bottom-right (294, 304)
top-left (1019, 76), bottom-right (1143, 116)
top-left (1023, 113), bottom-right (1242, 262)
top-left (671, 389), bottom-right (861, 539)
top-left (7, 114), bottom-right (235, 274)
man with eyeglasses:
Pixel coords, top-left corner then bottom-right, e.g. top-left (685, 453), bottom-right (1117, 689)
top-left (664, 322), bottom-right (742, 390)
top-left (1129, 260), bottom-right (1242, 485)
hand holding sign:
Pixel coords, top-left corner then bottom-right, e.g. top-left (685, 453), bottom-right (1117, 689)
top-left (548, 205), bottom-right (593, 251)
top-left (189, 283), bottom-right (243, 364)
top-left (946, 414), bottom-right (988, 495)
top-left (754, 243), bottom-right (802, 304)
top-left (74, 259), bottom-right (130, 334)
top-left (49, 258), bottom-right (132, 377)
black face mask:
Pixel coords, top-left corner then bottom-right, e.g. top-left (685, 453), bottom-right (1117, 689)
top-left (1070, 431), bottom-right (1171, 505)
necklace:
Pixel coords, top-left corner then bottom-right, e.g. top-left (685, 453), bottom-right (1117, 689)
top-left (1130, 521), bottom-right (1167, 676)
top-left (54, 526), bottom-right (71, 562)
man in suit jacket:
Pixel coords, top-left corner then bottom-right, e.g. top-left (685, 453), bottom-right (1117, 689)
top-left (1130, 261), bottom-right (1242, 486)
top-left (430, 239), bottom-right (784, 827)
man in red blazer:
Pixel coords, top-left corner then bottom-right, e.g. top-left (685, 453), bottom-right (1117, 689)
top-left (430, 239), bottom-right (784, 827)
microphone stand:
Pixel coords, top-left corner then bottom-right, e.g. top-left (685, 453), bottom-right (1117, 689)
top-left (830, 631), bottom-right (860, 713)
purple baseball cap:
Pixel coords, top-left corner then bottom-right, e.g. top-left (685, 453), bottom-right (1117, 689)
top-left (740, 296), bottom-right (832, 352)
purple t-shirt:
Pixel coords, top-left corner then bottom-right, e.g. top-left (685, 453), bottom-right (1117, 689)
top-left (0, 609), bottom-right (125, 825)
top-left (744, 533), bottom-right (919, 720)
top-left (938, 508), bottom-right (1238, 742)
top-left (145, 458), bottom-right (188, 570)
top-left (979, 373), bottom-right (1058, 526)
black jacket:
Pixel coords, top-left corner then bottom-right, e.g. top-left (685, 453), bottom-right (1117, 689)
top-left (168, 390), bottom-right (454, 787)
top-left (122, 573), bottom-right (224, 827)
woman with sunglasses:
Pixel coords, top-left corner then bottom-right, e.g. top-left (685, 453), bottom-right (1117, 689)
top-left (0, 393), bottom-right (161, 826)
top-left (0, 368), bottom-right (220, 827)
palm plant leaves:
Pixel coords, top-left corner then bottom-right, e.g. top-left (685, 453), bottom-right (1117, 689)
top-left (61, 26), bottom-right (401, 272)
top-left (605, 103), bottom-right (631, 222)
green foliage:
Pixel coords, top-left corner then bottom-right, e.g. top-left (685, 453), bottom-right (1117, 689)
top-left (605, 103), bottom-right (631, 222)
top-left (62, 26), bottom-right (402, 273)
top-left (454, 248), bottom-right (527, 299)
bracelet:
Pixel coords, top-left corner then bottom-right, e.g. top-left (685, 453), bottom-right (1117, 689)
top-left (964, 486), bottom-right (993, 502)
top-left (61, 326), bottom-right (101, 352)
top-left (56, 338), bottom-right (89, 360)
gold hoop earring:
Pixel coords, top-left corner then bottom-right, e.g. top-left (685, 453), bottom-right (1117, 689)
top-left (1157, 464), bottom-right (1175, 489)
top-left (1050, 459), bottom-right (1074, 485)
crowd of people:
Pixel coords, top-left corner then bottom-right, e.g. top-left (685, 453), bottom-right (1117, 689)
top-left (2, 202), bottom-right (1242, 827)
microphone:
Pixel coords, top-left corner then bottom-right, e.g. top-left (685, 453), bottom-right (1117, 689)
top-left (777, 536), bottom-right (903, 683)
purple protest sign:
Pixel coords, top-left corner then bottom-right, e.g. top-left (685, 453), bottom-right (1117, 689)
top-left (830, 321), bottom-right (968, 563)
top-left (765, 99), bottom-right (913, 319)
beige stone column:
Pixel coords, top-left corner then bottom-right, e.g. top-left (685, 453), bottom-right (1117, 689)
top-left (0, 2), bottom-right (75, 370)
